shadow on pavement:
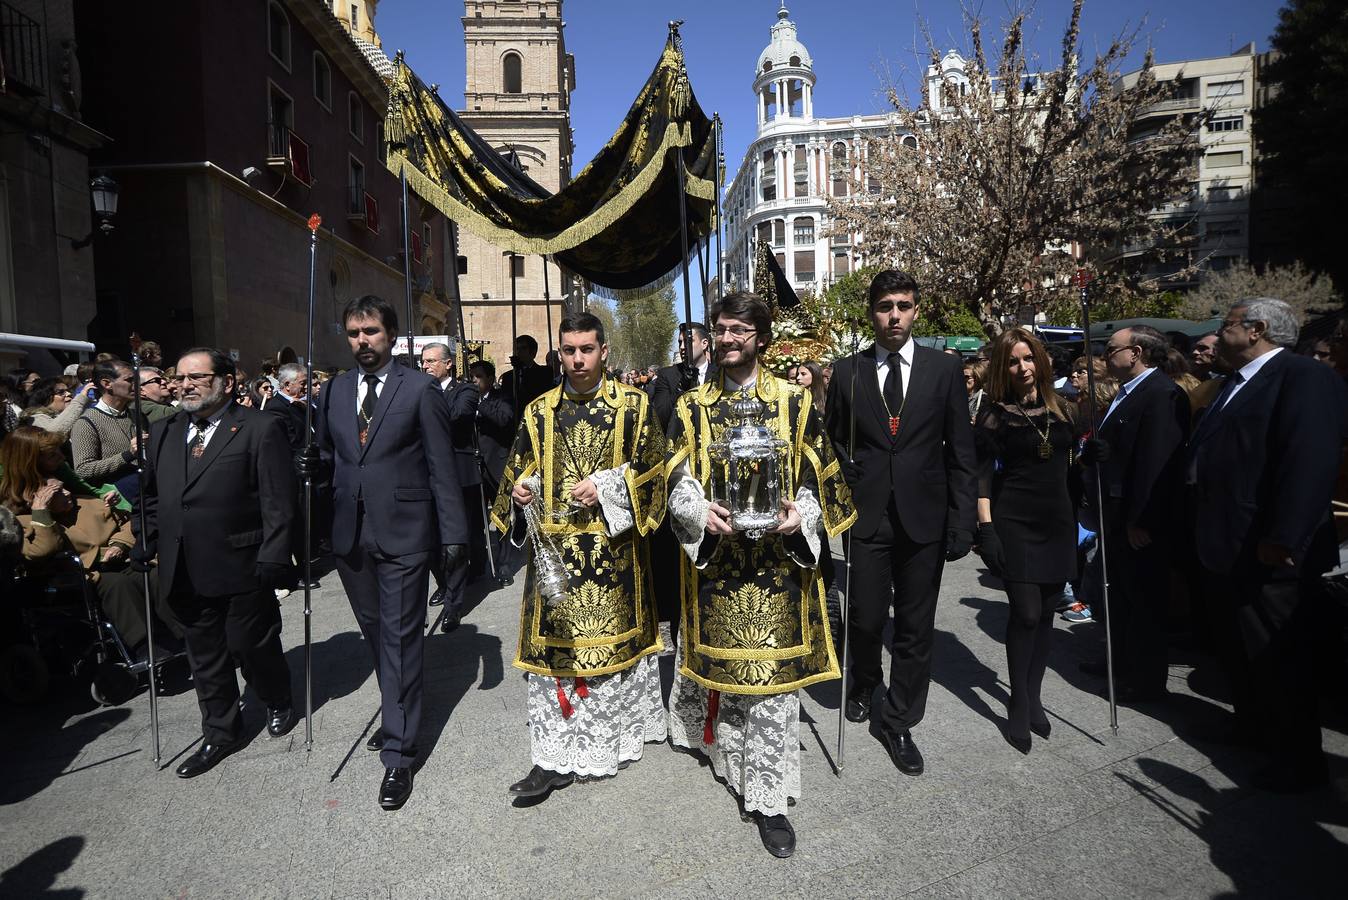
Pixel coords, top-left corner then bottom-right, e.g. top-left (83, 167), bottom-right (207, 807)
top-left (1121, 754), bottom-right (1347, 898)
top-left (0, 707), bottom-right (132, 805)
top-left (279, 630), bottom-right (372, 719)
top-left (418, 624), bottom-right (504, 768)
top-left (0, 835), bottom-right (86, 898)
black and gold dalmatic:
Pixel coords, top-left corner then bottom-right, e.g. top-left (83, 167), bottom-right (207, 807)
top-left (667, 371), bottom-right (856, 694)
top-left (492, 379), bottom-right (667, 678)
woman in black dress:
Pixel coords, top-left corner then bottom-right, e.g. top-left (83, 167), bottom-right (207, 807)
top-left (973, 328), bottom-right (1078, 753)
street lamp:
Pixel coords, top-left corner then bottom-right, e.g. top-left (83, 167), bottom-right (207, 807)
top-left (71, 173), bottom-right (120, 249)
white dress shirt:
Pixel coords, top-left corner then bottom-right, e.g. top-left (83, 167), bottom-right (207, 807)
top-left (1219, 347), bottom-right (1283, 410)
top-left (356, 360), bottom-right (395, 414)
top-left (873, 340), bottom-right (914, 400)
top-left (185, 403), bottom-right (230, 450)
top-left (1101, 366), bottom-right (1156, 424)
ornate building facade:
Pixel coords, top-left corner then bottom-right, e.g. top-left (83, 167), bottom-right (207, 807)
top-left (722, 5), bottom-right (908, 297)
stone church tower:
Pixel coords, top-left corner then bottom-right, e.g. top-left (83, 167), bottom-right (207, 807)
top-left (458, 0), bottom-right (577, 367)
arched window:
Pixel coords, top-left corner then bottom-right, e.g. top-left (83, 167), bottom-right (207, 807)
top-left (831, 142), bottom-right (848, 197)
top-left (503, 52), bottom-right (522, 94)
top-left (312, 53), bottom-right (331, 109)
top-left (762, 60), bottom-right (773, 73)
top-left (793, 216), bottom-right (814, 245)
top-left (267, 2), bottom-right (291, 69)
top-left (902, 135), bottom-right (918, 150)
top-left (789, 55), bottom-right (801, 67)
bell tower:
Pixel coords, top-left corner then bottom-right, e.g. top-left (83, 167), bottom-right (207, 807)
top-left (458, 0), bottom-right (577, 363)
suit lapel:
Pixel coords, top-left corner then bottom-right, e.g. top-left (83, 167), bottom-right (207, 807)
top-left (1192, 353), bottom-right (1282, 447)
top-left (359, 366), bottom-right (404, 460)
top-left (159, 415), bottom-right (189, 494)
top-left (855, 345), bottom-right (889, 440)
top-left (896, 345), bottom-right (930, 446)
top-left (184, 404), bottom-right (245, 492)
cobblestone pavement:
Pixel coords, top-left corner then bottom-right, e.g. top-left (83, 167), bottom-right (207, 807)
top-left (2, 550), bottom-right (1345, 899)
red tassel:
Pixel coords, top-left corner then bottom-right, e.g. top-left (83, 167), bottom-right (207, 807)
top-left (556, 677), bottom-right (574, 718)
top-left (703, 689), bottom-right (720, 745)
top-left (575, 676), bottom-right (588, 699)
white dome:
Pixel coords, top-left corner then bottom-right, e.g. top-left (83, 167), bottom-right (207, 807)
top-left (755, 5), bottom-right (813, 77)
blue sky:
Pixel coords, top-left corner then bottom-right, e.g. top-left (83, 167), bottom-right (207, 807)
top-left (376, 0), bottom-right (1285, 320)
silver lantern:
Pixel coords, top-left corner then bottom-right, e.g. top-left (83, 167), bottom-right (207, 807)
top-left (707, 393), bottom-right (790, 540)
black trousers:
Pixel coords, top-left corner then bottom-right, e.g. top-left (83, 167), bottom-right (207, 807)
top-left (1207, 548), bottom-right (1328, 771)
top-left (168, 565), bottom-right (291, 745)
top-left (848, 500), bottom-right (946, 734)
top-left (1102, 510), bottom-right (1169, 694)
top-left (432, 485), bottom-right (487, 613)
top-left (1003, 581), bottom-right (1059, 739)
top-left (335, 507), bottom-right (432, 769)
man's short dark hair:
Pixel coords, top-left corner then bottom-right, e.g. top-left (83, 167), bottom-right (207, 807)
top-left (469, 359), bottom-right (496, 382)
top-left (513, 334), bottom-right (539, 358)
top-left (681, 321), bottom-right (710, 342)
top-left (558, 312), bottom-right (606, 347)
top-left (342, 295), bottom-right (399, 336)
top-left (867, 269), bottom-right (921, 309)
top-left (1127, 325), bottom-right (1170, 368)
top-left (710, 292), bottom-right (773, 350)
top-left (92, 359), bottom-right (130, 387)
top-left (178, 347), bottom-right (237, 378)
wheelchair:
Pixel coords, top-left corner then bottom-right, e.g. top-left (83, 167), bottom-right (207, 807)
top-left (1, 550), bottom-right (185, 707)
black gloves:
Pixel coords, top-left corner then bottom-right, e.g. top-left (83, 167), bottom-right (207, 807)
top-left (255, 561), bottom-right (297, 591)
top-left (294, 445), bottom-right (321, 479)
top-left (975, 522), bottom-right (1005, 576)
top-left (442, 544), bottom-right (468, 575)
top-left (1079, 438), bottom-right (1111, 464)
top-left (128, 544), bottom-right (155, 573)
top-left (945, 527), bottom-right (974, 562)
top-left (842, 459), bottom-right (863, 487)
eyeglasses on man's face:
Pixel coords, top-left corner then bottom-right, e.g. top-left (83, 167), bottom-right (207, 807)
top-left (712, 325), bottom-right (757, 339)
top-left (170, 372), bottom-right (222, 385)
top-left (1104, 343), bottom-right (1136, 359)
top-left (141, 377), bottom-right (167, 387)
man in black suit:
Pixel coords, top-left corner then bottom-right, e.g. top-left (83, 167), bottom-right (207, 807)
top-left (421, 342), bottom-right (486, 630)
top-left (824, 269), bottom-right (977, 776)
top-left (651, 322), bottom-right (715, 432)
top-left (1189, 298), bottom-right (1347, 792)
top-left (499, 334), bottom-right (555, 421)
top-left (1083, 325), bottom-right (1189, 702)
top-left (138, 347), bottom-right (298, 779)
top-left (302, 297), bottom-right (467, 810)
top-left (469, 359), bottom-right (517, 586)
top-left (264, 362), bottom-right (313, 576)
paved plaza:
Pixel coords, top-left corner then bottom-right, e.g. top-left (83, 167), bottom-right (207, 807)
top-left (2, 551), bottom-right (1345, 899)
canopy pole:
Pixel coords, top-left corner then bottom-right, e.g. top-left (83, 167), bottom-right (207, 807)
top-left (714, 113), bottom-right (725, 305)
top-left (674, 149), bottom-right (696, 374)
top-left (542, 257), bottom-right (554, 354)
top-left (300, 214), bottom-right (321, 752)
top-left (401, 168), bottom-right (417, 366)
top-left (127, 337), bottom-right (161, 768)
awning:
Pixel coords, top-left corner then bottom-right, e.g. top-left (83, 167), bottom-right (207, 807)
top-left (384, 31), bottom-right (716, 291)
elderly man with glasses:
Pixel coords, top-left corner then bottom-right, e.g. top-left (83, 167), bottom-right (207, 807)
top-left (138, 367), bottom-right (177, 423)
top-left (1077, 325), bottom-right (1190, 703)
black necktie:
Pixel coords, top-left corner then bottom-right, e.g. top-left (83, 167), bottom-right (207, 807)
top-left (359, 374), bottom-right (379, 444)
top-left (1193, 372), bottom-right (1243, 445)
top-left (884, 351), bottom-right (904, 412)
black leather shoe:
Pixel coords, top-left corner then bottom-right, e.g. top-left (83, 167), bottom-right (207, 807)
top-left (366, 729), bottom-right (385, 752)
top-left (379, 767), bottom-right (414, 810)
top-left (844, 689), bottom-right (872, 724)
top-left (1029, 719), bottom-right (1051, 739)
top-left (497, 574), bottom-right (515, 588)
top-left (508, 765), bottom-right (574, 799)
top-left (175, 741), bottom-right (241, 779)
top-left (1003, 728), bottom-right (1032, 754)
top-left (753, 813), bottom-right (796, 858)
top-left (439, 607), bottom-right (461, 633)
top-left (880, 728), bottom-right (924, 776)
top-left (267, 706), bottom-right (298, 738)
top-left (427, 586), bottom-right (447, 607)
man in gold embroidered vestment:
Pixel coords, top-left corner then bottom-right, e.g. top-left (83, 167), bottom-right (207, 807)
top-left (664, 292), bottom-right (855, 857)
top-left (491, 312), bottom-right (667, 802)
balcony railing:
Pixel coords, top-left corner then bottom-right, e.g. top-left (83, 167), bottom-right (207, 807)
top-left (268, 122), bottom-right (290, 160)
top-left (1, 2), bottom-right (45, 95)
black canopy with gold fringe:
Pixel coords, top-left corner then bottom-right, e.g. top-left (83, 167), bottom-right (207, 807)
top-left (385, 29), bottom-right (716, 291)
